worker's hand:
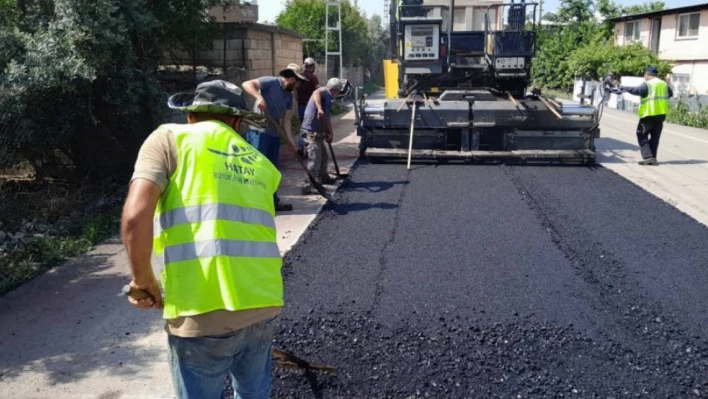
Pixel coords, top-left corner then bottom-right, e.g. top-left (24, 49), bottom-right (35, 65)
top-left (256, 97), bottom-right (267, 113)
top-left (317, 108), bottom-right (325, 121)
top-left (127, 278), bottom-right (163, 310)
top-left (325, 131), bottom-right (333, 143)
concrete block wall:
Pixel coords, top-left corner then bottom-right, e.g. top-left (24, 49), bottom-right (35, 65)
top-left (162, 23), bottom-right (303, 82)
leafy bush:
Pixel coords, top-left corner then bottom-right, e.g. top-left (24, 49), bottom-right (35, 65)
top-left (533, 0), bottom-right (669, 90)
top-left (0, 0), bottom-right (228, 181)
top-left (567, 42), bottom-right (672, 81)
top-left (533, 26), bottom-right (586, 91)
top-left (667, 100), bottom-right (708, 129)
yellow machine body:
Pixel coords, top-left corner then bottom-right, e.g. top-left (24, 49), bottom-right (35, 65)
top-left (383, 59), bottom-right (399, 99)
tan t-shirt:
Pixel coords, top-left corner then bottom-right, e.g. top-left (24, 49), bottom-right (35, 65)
top-left (131, 127), bottom-right (282, 338)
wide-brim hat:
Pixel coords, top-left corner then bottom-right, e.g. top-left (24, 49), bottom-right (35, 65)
top-left (279, 63), bottom-right (308, 82)
top-left (168, 80), bottom-right (254, 116)
top-left (167, 80), bottom-right (267, 128)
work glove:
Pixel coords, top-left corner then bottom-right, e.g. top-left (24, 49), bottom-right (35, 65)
top-left (607, 86), bottom-right (623, 95)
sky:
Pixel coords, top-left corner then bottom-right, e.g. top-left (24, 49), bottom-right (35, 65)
top-left (258, 0), bottom-right (705, 24)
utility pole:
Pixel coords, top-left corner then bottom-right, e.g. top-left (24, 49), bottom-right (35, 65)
top-left (325, 1), bottom-right (344, 80)
top-left (383, 0), bottom-right (389, 26)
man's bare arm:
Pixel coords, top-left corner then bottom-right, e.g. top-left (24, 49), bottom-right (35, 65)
top-left (313, 89), bottom-right (324, 120)
top-left (283, 109), bottom-right (296, 149)
top-left (242, 79), bottom-right (266, 111)
top-left (121, 179), bottom-right (163, 309)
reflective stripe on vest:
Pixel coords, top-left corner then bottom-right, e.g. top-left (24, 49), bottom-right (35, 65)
top-left (638, 78), bottom-right (669, 118)
top-left (153, 120), bottom-right (283, 319)
top-left (155, 203), bottom-right (276, 236)
top-left (163, 239), bottom-right (280, 264)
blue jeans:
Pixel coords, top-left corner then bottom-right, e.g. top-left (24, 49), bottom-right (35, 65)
top-left (168, 316), bottom-right (279, 399)
top-left (246, 129), bottom-right (283, 204)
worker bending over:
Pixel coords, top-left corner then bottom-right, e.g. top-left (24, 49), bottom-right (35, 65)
top-left (122, 80), bottom-right (284, 399)
top-left (619, 66), bottom-right (673, 165)
top-left (300, 78), bottom-right (343, 195)
top-left (242, 63), bottom-right (308, 211)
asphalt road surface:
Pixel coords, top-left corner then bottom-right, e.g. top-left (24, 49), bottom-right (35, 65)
top-left (271, 161), bottom-right (708, 398)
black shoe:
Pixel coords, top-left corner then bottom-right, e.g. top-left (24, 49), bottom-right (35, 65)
top-left (638, 157), bottom-right (657, 165)
top-left (319, 175), bottom-right (337, 185)
top-left (275, 202), bottom-right (293, 211)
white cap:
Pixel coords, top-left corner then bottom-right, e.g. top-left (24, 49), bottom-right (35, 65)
top-left (326, 77), bottom-right (343, 91)
top-left (304, 57), bottom-right (317, 65)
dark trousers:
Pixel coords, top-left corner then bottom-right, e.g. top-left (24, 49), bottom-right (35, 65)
top-left (636, 115), bottom-right (665, 160)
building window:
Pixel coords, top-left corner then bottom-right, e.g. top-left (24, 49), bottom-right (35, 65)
top-left (624, 20), bottom-right (641, 41)
top-left (670, 73), bottom-right (691, 96)
top-left (453, 7), bottom-right (467, 31)
top-left (677, 13), bottom-right (700, 38)
top-left (472, 7), bottom-right (486, 31)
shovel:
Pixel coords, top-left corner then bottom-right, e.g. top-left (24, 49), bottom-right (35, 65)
top-left (326, 140), bottom-right (349, 179)
top-left (262, 111), bottom-right (334, 202)
top-left (120, 285), bottom-right (336, 374)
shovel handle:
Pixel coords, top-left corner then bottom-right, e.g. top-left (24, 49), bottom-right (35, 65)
top-left (121, 285), bottom-right (154, 301)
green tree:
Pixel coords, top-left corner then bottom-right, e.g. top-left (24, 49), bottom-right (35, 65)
top-left (547, 0), bottom-right (595, 23)
top-left (0, 0), bottom-right (229, 180)
top-left (533, 0), bottom-right (666, 89)
top-left (276, 0), bottom-right (370, 68)
top-left (533, 0), bottom-right (597, 89)
top-left (567, 41), bottom-right (672, 81)
top-left (623, 1), bottom-right (664, 15)
top-left (596, 0), bottom-right (623, 39)
top-left (365, 14), bottom-right (389, 85)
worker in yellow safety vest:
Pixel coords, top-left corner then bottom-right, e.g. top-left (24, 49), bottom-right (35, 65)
top-left (121, 80), bottom-right (283, 399)
top-left (619, 66), bottom-right (673, 165)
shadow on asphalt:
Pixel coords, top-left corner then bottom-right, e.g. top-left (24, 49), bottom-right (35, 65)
top-left (304, 370), bottom-right (325, 399)
top-left (343, 180), bottom-right (409, 193)
top-left (598, 136), bottom-right (708, 165)
top-left (657, 159), bottom-right (708, 165)
top-left (328, 202), bottom-right (398, 215)
top-left (597, 137), bottom-right (640, 151)
top-left (0, 238), bottom-right (162, 388)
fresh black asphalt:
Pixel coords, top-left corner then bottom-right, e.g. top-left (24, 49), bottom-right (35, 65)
top-left (271, 161), bottom-right (708, 398)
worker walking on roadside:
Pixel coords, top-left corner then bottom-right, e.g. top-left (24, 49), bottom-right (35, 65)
top-left (619, 66), bottom-right (673, 165)
top-left (297, 58), bottom-right (321, 121)
top-left (121, 80), bottom-right (284, 399)
top-left (242, 63), bottom-right (308, 211)
top-left (296, 58), bottom-right (321, 156)
top-left (300, 78), bottom-right (343, 195)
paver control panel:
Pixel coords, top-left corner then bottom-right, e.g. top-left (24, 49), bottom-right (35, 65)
top-left (404, 24), bottom-right (440, 61)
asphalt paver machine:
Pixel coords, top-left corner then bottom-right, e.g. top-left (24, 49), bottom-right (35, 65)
top-left (357, 0), bottom-right (605, 164)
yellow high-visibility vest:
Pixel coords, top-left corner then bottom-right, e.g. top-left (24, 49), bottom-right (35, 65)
top-left (639, 78), bottom-right (670, 118)
top-left (153, 120), bottom-right (283, 319)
